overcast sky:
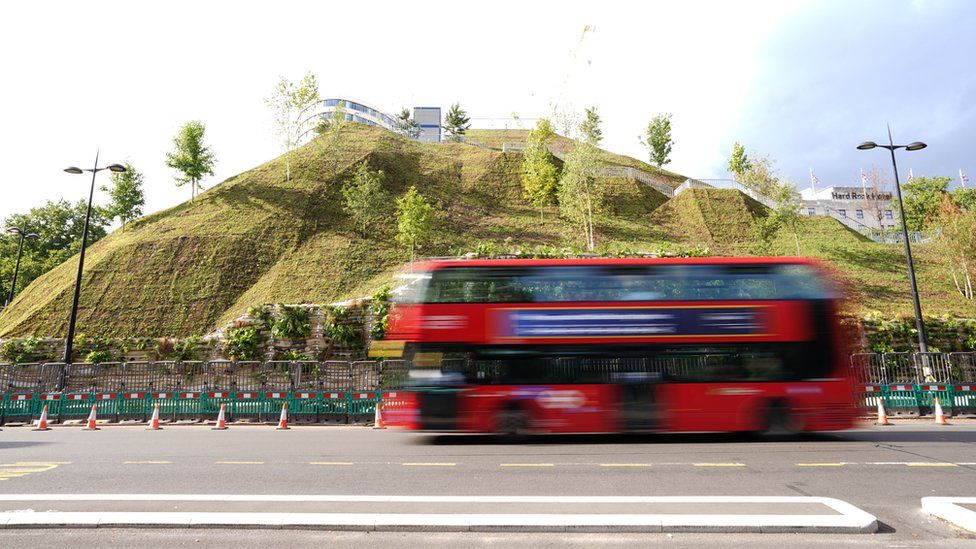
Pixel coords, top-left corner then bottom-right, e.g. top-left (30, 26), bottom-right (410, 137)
top-left (1, 0), bottom-right (973, 223)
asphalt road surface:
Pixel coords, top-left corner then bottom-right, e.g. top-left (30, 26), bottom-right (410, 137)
top-left (1, 421), bottom-right (975, 547)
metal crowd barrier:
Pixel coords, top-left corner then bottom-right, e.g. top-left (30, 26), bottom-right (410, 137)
top-left (0, 360), bottom-right (408, 425)
top-left (851, 352), bottom-right (976, 417)
top-left (2, 353), bottom-right (975, 423)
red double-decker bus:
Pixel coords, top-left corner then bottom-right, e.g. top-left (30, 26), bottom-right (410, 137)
top-left (379, 257), bottom-right (855, 435)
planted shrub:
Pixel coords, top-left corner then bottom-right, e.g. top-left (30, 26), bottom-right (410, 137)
top-left (272, 305), bottom-right (312, 340)
top-left (226, 327), bottom-right (260, 361)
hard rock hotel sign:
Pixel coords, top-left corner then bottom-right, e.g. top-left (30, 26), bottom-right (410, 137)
top-left (802, 186), bottom-right (896, 230)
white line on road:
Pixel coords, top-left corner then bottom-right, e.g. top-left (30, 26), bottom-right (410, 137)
top-left (0, 494), bottom-right (875, 504)
top-left (0, 495), bottom-right (879, 533)
top-left (922, 497), bottom-right (976, 533)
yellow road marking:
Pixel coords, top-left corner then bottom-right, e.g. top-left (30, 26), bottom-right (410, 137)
top-left (693, 463), bottom-right (746, 467)
top-left (797, 463), bottom-right (845, 467)
top-left (500, 463), bottom-right (554, 467)
top-left (215, 461), bottom-right (264, 465)
top-left (123, 461), bottom-right (172, 464)
top-left (906, 462), bottom-right (958, 467)
top-left (600, 463), bottom-right (653, 468)
top-left (0, 461), bottom-right (68, 481)
top-left (310, 461), bottom-right (354, 466)
top-left (402, 463), bottom-right (456, 467)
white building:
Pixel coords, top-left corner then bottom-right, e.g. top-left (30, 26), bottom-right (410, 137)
top-left (800, 186), bottom-right (896, 231)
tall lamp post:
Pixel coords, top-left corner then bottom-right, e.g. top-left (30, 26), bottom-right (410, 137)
top-left (857, 126), bottom-right (928, 353)
top-left (4, 227), bottom-right (40, 306)
top-left (62, 152), bottom-right (125, 364)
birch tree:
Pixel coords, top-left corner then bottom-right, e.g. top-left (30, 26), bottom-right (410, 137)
top-left (558, 111), bottom-right (605, 251)
top-left (266, 72), bottom-right (320, 182)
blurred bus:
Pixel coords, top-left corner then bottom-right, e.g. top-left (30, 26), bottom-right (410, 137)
top-left (378, 257), bottom-right (855, 435)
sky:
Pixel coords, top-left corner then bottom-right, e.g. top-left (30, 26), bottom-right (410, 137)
top-left (0, 0), bottom-right (973, 223)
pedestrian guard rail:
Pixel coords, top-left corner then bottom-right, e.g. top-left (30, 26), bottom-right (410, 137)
top-left (850, 352), bottom-right (976, 417)
top-left (2, 354), bottom-right (975, 422)
top-left (0, 360), bottom-right (410, 424)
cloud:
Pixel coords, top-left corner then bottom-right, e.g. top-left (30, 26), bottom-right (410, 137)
top-left (722, 0), bottom-right (976, 189)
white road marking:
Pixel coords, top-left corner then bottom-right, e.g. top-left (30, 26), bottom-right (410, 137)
top-left (0, 495), bottom-right (879, 533)
top-left (922, 497), bottom-right (976, 533)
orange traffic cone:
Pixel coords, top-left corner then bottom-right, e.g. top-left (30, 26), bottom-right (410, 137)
top-left (373, 403), bottom-right (386, 430)
top-left (212, 403), bottom-right (228, 430)
top-left (934, 397), bottom-right (949, 425)
top-left (84, 404), bottom-right (100, 431)
top-left (33, 404), bottom-right (52, 431)
top-left (276, 402), bottom-right (289, 430)
top-left (147, 402), bottom-right (162, 430)
top-left (876, 399), bottom-right (891, 426)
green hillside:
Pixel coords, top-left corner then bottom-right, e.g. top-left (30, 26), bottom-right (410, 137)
top-left (0, 125), bottom-right (671, 338)
top-left (0, 124), bottom-right (971, 340)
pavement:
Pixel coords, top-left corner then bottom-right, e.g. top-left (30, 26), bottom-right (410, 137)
top-left (1, 421), bottom-right (975, 546)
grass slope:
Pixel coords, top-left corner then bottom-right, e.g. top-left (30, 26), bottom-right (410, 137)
top-left (2, 125), bottom-right (970, 339)
top-left (0, 125), bottom-right (671, 338)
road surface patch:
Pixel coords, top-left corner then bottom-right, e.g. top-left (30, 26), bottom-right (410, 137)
top-left (600, 463), bottom-right (653, 467)
top-left (796, 463), bottom-right (845, 467)
top-left (922, 497), bottom-right (976, 533)
top-left (0, 494), bottom-right (878, 533)
top-left (693, 463), bottom-right (746, 467)
top-left (215, 461), bottom-right (264, 465)
top-left (500, 463), bottom-right (554, 467)
top-left (402, 463), bottom-right (456, 467)
top-left (309, 462), bottom-right (354, 466)
top-left (123, 461), bottom-right (171, 465)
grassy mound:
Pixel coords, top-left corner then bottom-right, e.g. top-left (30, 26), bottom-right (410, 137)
top-left (0, 125), bottom-right (671, 338)
top-left (1, 125), bottom-right (970, 339)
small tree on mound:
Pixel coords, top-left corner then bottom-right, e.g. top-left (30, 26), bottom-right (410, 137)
top-left (165, 120), bottom-right (216, 202)
top-left (520, 118), bottom-right (560, 218)
top-left (396, 186), bottom-right (434, 263)
top-left (100, 162), bottom-right (145, 231)
top-left (342, 161), bottom-right (388, 238)
top-left (770, 180), bottom-right (803, 256)
top-left (728, 141), bottom-right (751, 180)
top-left (641, 113), bottom-right (673, 167)
top-left (395, 108), bottom-right (422, 139)
top-left (443, 102), bottom-right (470, 142)
top-left (558, 109), bottom-right (606, 251)
top-left (266, 72), bottom-right (320, 182)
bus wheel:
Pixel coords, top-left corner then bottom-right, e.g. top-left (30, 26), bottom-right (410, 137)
top-left (759, 401), bottom-right (800, 440)
top-left (495, 405), bottom-right (530, 439)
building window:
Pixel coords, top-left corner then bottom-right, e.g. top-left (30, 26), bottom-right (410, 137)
top-left (838, 209), bottom-right (847, 217)
top-left (855, 209), bottom-right (864, 219)
top-left (885, 210), bottom-right (893, 219)
top-left (807, 208), bottom-right (815, 216)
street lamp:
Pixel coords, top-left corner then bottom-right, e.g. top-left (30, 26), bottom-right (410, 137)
top-left (62, 151), bottom-right (125, 364)
top-left (4, 227), bottom-right (40, 306)
top-left (857, 125), bottom-right (928, 352)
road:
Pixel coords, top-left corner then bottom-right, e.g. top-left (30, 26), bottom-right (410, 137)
top-left (1, 421), bottom-right (975, 547)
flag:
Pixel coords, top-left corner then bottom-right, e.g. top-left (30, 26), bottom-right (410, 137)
top-left (908, 169), bottom-right (914, 181)
top-left (809, 168), bottom-right (819, 192)
top-left (860, 169), bottom-right (868, 185)
top-left (962, 169), bottom-right (970, 187)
